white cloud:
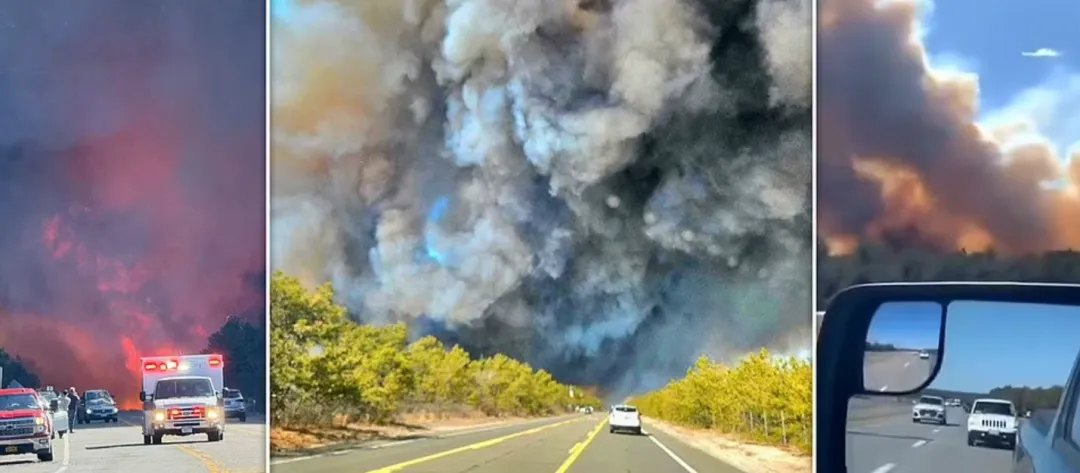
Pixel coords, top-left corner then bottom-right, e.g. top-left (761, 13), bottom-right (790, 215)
top-left (982, 69), bottom-right (1080, 158)
top-left (1021, 48), bottom-right (1062, 58)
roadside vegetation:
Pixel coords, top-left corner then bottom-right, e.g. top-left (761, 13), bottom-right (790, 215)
top-left (633, 350), bottom-right (812, 454)
top-left (269, 272), bottom-right (601, 449)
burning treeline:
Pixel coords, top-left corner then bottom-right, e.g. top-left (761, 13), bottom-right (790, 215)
top-left (0, 1), bottom-right (265, 407)
top-left (272, 0), bottom-right (812, 396)
top-left (819, 0), bottom-right (1080, 255)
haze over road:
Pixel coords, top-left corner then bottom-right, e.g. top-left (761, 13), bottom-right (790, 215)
top-left (864, 351), bottom-right (936, 392)
top-left (847, 398), bottom-right (1013, 473)
top-left (0, 411), bottom-right (265, 473)
top-left (271, 414), bottom-right (742, 473)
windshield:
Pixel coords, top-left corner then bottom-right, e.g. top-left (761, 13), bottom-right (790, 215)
top-left (223, 389), bottom-right (242, 399)
top-left (85, 391), bottom-right (113, 403)
top-left (0, 394), bottom-right (41, 411)
top-left (154, 378), bottom-right (215, 400)
top-left (973, 402), bottom-right (1014, 416)
top-left (40, 392), bottom-right (57, 402)
top-left (918, 397), bottom-right (944, 405)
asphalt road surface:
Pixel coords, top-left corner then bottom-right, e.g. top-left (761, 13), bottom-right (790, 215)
top-left (864, 351), bottom-right (936, 393)
top-left (847, 398), bottom-right (1014, 473)
top-left (271, 414), bottom-right (744, 473)
top-left (0, 410), bottom-right (266, 472)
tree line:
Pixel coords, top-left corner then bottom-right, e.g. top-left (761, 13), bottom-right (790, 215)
top-left (632, 349), bottom-right (811, 453)
top-left (817, 241), bottom-right (1080, 307)
top-left (269, 272), bottom-right (602, 429)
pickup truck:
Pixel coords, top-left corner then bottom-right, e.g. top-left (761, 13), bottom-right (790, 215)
top-left (1012, 346), bottom-right (1080, 472)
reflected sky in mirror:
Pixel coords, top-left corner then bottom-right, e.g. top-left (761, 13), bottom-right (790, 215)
top-left (869, 302), bottom-right (942, 350)
top-left (929, 301), bottom-right (1080, 392)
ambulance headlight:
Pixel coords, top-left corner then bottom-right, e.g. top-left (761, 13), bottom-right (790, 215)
top-left (153, 411), bottom-right (166, 422)
top-left (206, 407), bottom-right (219, 420)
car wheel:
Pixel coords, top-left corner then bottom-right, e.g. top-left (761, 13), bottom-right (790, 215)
top-left (967, 434), bottom-right (975, 446)
top-left (239, 415), bottom-right (246, 422)
top-left (208, 431), bottom-right (222, 442)
top-left (609, 427), bottom-right (615, 434)
top-left (143, 435), bottom-right (151, 445)
top-left (37, 450), bottom-right (54, 462)
top-left (152, 434), bottom-right (163, 445)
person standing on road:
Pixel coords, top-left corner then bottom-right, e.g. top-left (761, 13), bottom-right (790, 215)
top-left (67, 387), bottom-right (80, 433)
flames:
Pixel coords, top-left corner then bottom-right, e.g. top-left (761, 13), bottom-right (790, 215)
top-left (818, 0), bottom-right (1080, 255)
top-left (0, 2), bottom-right (264, 409)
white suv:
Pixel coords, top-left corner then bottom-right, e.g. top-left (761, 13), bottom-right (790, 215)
top-left (609, 405), bottom-right (642, 435)
top-left (966, 398), bottom-right (1017, 449)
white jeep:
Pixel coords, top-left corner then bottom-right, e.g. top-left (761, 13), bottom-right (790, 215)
top-left (911, 395), bottom-right (947, 425)
top-left (966, 398), bottom-right (1017, 449)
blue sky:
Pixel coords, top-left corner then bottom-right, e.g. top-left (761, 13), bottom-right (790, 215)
top-left (872, 301), bottom-right (1080, 393)
top-left (922, 0), bottom-right (1080, 154)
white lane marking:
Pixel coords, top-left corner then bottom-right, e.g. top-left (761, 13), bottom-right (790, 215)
top-left (871, 463), bottom-right (896, 473)
top-left (879, 386), bottom-right (889, 392)
top-left (904, 362), bottom-right (910, 368)
top-left (53, 434), bottom-right (70, 473)
top-left (932, 428), bottom-right (940, 433)
top-left (912, 440), bottom-right (927, 448)
top-left (647, 434), bottom-right (700, 473)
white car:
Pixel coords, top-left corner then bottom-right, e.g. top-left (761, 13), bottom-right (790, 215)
top-left (918, 351), bottom-right (930, 359)
top-left (608, 404), bottom-right (642, 435)
top-left (36, 392), bottom-right (68, 439)
top-left (911, 395), bottom-right (947, 424)
top-left (966, 398), bottom-right (1017, 449)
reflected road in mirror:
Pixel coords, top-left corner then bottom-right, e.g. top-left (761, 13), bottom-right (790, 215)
top-left (864, 302), bottom-right (943, 393)
top-left (847, 301), bottom-right (1080, 473)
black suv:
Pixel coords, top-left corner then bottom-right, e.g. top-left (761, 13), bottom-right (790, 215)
top-left (78, 389), bottom-right (119, 423)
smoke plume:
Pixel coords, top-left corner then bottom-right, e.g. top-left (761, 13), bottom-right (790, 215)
top-left (0, 0), bottom-right (265, 406)
top-left (272, 0), bottom-right (812, 397)
top-left (819, 0), bottom-right (1080, 254)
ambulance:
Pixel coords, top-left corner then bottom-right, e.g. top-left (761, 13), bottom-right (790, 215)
top-left (139, 354), bottom-right (226, 445)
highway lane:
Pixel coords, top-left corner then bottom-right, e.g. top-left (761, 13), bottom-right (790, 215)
top-left (864, 351), bottom-right (936, 392)
top-left (0, 410), bottom-right (266, 472)
top-left (847, 399), bottom-right (1013, 473)
top-left (271, 413), bottom-right (744, 473)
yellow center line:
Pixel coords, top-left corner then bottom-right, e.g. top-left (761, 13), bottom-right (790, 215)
top-left (364, 416), bottom-right (587, 473)
top-left (175, 443), bottom-right (225, 473)
top-left (553, 418), bottom-right (607, 473)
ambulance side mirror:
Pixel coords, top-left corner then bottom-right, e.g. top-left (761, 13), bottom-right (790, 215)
top-left (139, 391), bottom-right (147, 402)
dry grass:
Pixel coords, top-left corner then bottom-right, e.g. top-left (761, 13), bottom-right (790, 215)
top-left (270, 409), bottom-right (542, 453)
top-left (644, 416), bottom-right (811, 473)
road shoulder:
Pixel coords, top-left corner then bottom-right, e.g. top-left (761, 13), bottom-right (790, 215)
top-left (643, 417), bottom-right (810, 473)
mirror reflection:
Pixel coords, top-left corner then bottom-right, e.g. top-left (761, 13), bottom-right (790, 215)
top-left (863, 302), bottom-right (944, 393)
top-left (848, 301), bottom-right (1080, 473)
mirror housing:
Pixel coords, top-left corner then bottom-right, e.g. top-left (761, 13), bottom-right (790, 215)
top-left (139, 391), bottom-right (147, 402)
top-left (815, 281), bottom-right (1080, 473)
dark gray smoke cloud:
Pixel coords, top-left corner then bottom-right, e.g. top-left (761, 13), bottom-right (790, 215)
top-left (0, 0), bottom-right (265, 404)
top-left (271, 0), bottom-right (811, 397)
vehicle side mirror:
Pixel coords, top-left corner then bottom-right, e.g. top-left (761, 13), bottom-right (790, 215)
top-left (139, 391), bottom-right (147, 402)
top-left (49, 400), bottom-right (58, 412)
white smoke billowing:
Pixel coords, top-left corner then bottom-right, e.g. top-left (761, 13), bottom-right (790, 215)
top-left (271, 0), bottom-right (811, 396)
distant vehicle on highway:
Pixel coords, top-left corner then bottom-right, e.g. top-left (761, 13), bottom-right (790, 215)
top-left (967, 398), bottom-right (1017, 449)
top-left (608, 404), bottom-right (642, 435)
top-left (223, 388), bottom-right (247, 422)
top-left (912, 395), bottom-right (947, 425)
top-left (918, 351), bottom-right (930, 359)
top-left (78, 389), bottom-right (119, 423)
top-left (0, 387), bottom-right (55, 462)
